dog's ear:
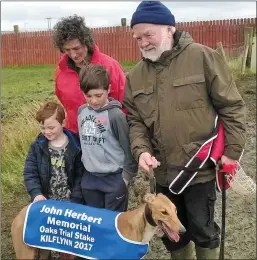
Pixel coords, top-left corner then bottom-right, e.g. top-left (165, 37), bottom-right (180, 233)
top-left (143, 193), bottom-right (155, 204)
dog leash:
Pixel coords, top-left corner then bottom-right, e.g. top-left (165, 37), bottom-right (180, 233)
top-left (149, 168), bottom-right (156, 194)
top-left (144, 167), bottom-right (157, 227)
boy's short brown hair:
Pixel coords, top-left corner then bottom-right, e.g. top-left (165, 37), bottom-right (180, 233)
top-left (79, 64), bottom-right (110, 94)
top-left (36, 101), bottom-right (65, 124)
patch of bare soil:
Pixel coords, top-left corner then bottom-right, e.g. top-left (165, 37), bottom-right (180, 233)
top-left (1, 193), bottom-right (29, 259)
top-left (2, 76), bottom-right (256, 259)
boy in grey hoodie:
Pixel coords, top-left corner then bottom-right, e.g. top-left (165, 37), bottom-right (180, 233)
top-left (78, 64), bottom-right (138, 211)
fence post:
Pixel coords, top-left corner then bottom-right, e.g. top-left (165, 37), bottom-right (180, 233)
top-left (13, 25), bottom-right (19, 33)
top-left (250, 35), bottom-right (256, 73)
top-left (241, 33), bottom-right (250, 74)
top-left (13, 25), bottom-right (21, 66)
top-left (244, 27), bottom-right (254, 68)
top-left (121, 18), bottom-right (126, 27)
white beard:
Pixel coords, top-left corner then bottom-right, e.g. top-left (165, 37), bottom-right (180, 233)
top-left (141, 39), bottom-right (171, 62)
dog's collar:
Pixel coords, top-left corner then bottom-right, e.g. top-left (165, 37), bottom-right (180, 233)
top-left (144, 204), bottom-right (157, 227)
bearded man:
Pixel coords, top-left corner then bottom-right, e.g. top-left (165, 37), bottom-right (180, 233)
top-left (123, 1), bottom-right (246, 259)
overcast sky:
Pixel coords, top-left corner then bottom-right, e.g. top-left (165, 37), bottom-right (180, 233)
top-left (1, 1), bottom-right (256, 31)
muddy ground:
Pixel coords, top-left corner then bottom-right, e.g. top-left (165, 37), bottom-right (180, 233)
top-left (2, 76), bottom-right (256, 259)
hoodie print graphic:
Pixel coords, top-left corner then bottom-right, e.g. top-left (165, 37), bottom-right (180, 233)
top-left (80, 114), bottom-right (107, 146)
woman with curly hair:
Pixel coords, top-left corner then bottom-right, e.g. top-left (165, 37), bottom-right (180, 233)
top-left (53, 15), bottom-right (126, 134)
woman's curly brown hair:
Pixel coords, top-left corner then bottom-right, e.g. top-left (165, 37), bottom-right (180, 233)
top-left (52, 14), bottom-right (94, 55)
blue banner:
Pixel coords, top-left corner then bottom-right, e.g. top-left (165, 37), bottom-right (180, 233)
top-left (23, 200), bottom-right (149, 259)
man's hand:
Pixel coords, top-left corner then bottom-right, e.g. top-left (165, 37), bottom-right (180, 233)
top-left (33, 195), bottom-right (47, 202)
top-left (139, 152), bottom-right (160, 173)
top-left (220, 155), bottom-right (238, 173)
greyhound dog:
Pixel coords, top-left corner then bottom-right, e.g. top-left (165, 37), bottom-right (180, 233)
top-left (11, 193), bottom-right (185, 259)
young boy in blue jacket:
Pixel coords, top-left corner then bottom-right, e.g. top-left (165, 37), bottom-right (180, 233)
top-left (78, 64), bottom-right (138, 211)
top-left (23, 101), bottom-right (84, 259)
top-left (23, 101), bottom-right (84, 204)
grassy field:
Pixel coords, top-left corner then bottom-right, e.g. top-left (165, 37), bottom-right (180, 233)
top-left (2, 65), bottom-right (54, 202)
top-left (2, 65), bottom-right (56, 122)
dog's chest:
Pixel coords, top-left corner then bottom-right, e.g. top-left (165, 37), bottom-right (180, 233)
top-left (142, 223), bottom-right (157, 243)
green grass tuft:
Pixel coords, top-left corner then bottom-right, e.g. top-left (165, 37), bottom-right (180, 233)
top-left (1, 104), bottom-right (39, 201)
top-left (227, 56), bottom-right (256, 81)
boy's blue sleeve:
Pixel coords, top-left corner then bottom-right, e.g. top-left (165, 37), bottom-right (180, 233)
top-left (23, 142), bottom-right (43, 201)
top-left (71, 150), bottom-right (84, 204)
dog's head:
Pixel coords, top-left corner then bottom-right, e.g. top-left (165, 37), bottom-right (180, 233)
top-left (143, 193), bottom-right (186, 242)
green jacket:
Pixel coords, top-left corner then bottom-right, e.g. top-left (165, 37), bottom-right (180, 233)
top-left (123, 31), bottom-right (246, 187)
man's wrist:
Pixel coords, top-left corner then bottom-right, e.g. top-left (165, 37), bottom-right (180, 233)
top-left (137, 150), bottom-right (152, 162)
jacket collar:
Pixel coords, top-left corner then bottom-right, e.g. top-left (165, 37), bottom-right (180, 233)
top-left (37, 128), bottom-right (80, 153)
